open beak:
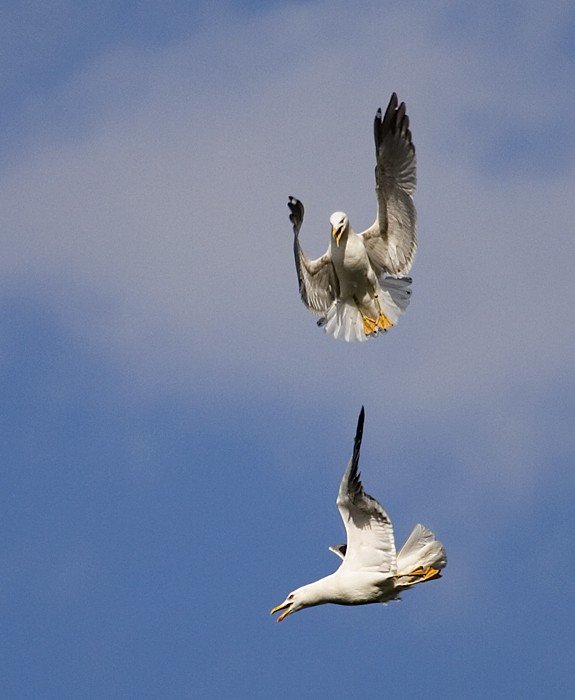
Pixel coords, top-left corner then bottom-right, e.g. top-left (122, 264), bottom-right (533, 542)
top-left (270, 601), bottom-right (293, 622)
top-left (331, 225), bottom-right (343, 247)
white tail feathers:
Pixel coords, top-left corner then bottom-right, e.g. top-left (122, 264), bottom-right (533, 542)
top-left (396, 523), bottom-right (447, 575)
top-left (322, 300), bottom-right (368, 342)
top-left (320, 277), bottom-right (411, 342)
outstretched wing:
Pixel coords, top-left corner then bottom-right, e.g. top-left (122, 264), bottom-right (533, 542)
top-left (360, 93), bottom-right (417, 277)
top-left (289, 196), bottom-right (338, 315)
top-left (336, 407), bottom-right (397, 574)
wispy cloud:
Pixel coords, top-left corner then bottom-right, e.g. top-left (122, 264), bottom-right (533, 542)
top-left (2, 0), bottom-right (574, 495)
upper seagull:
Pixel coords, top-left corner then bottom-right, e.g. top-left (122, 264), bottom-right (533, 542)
top-left (271, 407), bottom-right (446, 622)
top-left (289, 93), bottom-right (416, 341)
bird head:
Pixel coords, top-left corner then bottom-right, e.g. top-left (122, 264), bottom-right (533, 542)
top-left (330, 212), bottom-right (349, 247)
top-left (270, 585), bottom-right (316, 622)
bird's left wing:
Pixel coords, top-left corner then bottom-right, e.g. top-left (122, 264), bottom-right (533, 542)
top-left (336, 407), bottom-right (397, 574)
top-left (360, 93), bottom-right (417, 278)
top-left (289, 197), bottom-right (338, 315)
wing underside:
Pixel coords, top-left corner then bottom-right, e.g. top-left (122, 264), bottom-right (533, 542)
top-left (289, 196), bottom-right (338, 315)
top-left (336, 408), bottom-right (397, 574)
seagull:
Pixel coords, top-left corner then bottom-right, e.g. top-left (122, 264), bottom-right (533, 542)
top-left (270, 407), bottom-right (446, 622)
top-left (289, 93), bottom-right (416, 341)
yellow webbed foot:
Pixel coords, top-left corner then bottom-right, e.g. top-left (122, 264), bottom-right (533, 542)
top-left (361, 313), bottom-right (394, 336)
top-left (355, 295), bottom-right (394, 336)
top-left (408, 567), bottom-right (441, 583)
top-left (376, 312), bottom-right (393, 331)
top-left (362, 315), bottom-right (378, 335)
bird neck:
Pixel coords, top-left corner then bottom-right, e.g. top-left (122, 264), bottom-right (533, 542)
top-left (300, 573), bottom-right (343, 606)
top-left (331, 229), bottom-right (350, 254)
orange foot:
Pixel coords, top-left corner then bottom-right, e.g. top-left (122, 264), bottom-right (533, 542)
top-left (362, 314), bottom-right (378, 335)
top-left (361, 313), bottom-right (394, 336)
top-left (408, 567), bottom-right (441, 583)
top-left (376, 312), bottom-right (393, 331)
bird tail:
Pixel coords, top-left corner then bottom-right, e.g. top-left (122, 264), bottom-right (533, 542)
top-left (319, 276), bottom-right (411, 342)
top-left (321, 300), bottom-right (368, 342)
top-left (394, 524), bottom-right (447, 587)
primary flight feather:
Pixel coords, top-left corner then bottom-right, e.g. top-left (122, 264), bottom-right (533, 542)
top-left (289, 93), bottom-right (416, 341)
top-left (271, 408), bottom-right (446, 622)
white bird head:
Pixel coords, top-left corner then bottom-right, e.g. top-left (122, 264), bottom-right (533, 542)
top-left (270, 584), bottom-right (320, 622)
top-left (330, 211), bottom-right (349, 247)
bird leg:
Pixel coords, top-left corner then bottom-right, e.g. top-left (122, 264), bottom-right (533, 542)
top-left (355, 290), bottom-right (393, 335)
top-left (372, 292), bottom-right (394, 332)
top-left (353, 296), bottom-right (379, 335)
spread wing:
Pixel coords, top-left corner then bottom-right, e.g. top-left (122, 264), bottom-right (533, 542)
top-left (336, 407), bottom-right (397, 574)
top-left (288, 197), bottom-right (338, 315)
top-left (360, 93), bottom-right (417, 277)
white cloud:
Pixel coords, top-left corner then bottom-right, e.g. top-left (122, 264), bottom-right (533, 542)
top-left (2, 0), bottom-right (574, 496)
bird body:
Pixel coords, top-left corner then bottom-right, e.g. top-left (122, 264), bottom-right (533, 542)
top-left (289, 93), bottom-right (416, 341)
top-left (271, 408), bottom-right (446, 622)
top-left (330, 227), bottom-right (375, 297)
top-left (285, 570), bottom-right (393, 610)
top-left (328, 225), bottom-right (393, 336)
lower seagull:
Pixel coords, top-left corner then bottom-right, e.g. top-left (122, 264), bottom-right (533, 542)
top-left (271, 407), bottom-right (446, 622)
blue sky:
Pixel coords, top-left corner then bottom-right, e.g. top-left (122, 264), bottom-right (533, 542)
top-left (2, 1), bottom-right (575, 697)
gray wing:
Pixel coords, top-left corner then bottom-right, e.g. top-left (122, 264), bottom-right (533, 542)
top-left (288, 197), bottom-right (338, 315)
top-left (360, 93), bottom-right (417, 277)
top-left (336, 407), bottom-right (397, 574)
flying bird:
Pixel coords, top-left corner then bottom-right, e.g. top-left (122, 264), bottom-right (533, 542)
top-left (289, 93), bottom-right (416, 341)
top-left (270, 407), bottom-right (446, 622)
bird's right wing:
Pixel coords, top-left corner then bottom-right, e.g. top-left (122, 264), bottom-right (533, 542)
top-left (336, 408), bottom-right (397, 575)
top-left (289, 196), bottom-right (338, 315)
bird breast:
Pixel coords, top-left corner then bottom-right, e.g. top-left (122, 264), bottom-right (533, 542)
top-left (332, 233), bottom-right (370, 273)
top-left (332, 570), bottom-right (395, 606)
top-left (331, 233), bottom-right (372, 296)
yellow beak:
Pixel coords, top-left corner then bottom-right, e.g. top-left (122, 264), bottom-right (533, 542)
top-left (331, 225), bottom-right (343, 247)
top-left (270, 602), bottom-right (292, 622)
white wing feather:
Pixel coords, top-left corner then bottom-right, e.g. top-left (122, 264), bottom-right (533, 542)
top-left (336, 408), bottom-right (397, 574)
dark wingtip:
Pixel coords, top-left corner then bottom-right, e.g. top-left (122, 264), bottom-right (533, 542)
top-left (353, 407), bottom-right (365, 458)
top-left (357, 405), bottom-right (365, 433)
top-left (288, 196), bottom-right (304, 233)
